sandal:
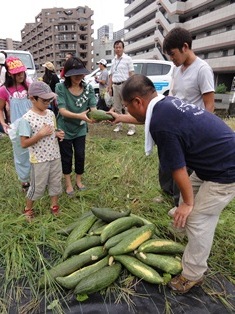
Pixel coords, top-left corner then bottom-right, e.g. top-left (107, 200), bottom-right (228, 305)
top-left (51, 205), bottom-right (60, 216)
top-left (76, 185), bottom-right (86, 191)
top-left (23, 208), bottom-right (34, 222)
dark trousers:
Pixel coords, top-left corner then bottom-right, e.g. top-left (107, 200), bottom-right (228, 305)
top-left (158, 164), bottom-right (193, 207)
top-left (59, 136), bottom-right (86, 175)
top-left (97, 96), bottom-right (109, 111)
top-left (158, 165), bottom-right (180, 206)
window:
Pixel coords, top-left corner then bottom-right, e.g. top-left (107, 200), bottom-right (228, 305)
top-left (146, 63), bottom-right (162, 75)
top-left (134, 63), bottom-right (143, 74)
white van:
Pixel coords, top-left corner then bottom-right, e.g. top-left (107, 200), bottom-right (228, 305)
top-left (1, 50), bottom-right (37, 82)
top-left (84, 59), bottom-right (174, 96)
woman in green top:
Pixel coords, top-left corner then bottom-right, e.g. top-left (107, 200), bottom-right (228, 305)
top-left (56, 57), bottom-right (97, 195)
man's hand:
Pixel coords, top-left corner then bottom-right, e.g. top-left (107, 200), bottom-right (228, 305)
top-left (173, 202), bottom-right (193, 228)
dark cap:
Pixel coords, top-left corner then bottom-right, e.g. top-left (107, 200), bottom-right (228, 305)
top-left (64, 59), bottom-right (90, 77)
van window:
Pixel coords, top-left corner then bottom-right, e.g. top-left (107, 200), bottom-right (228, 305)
top-left (162, 64), bottom-right (171, 75)
top-left (134, 63), bottom-right (143, 74)
top-left (146, 63), bottom-right (162, 76)
top-left (6, 52), bottom-right (35, 70)
top-left (146, 63), bottom-right (171, 76)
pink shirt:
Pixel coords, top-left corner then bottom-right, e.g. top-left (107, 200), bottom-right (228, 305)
top-left (0, 85), bottom-right (29, 102)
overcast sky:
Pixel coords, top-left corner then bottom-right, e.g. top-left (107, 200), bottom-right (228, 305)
top-left (0, 0), bottom-right (126, 41)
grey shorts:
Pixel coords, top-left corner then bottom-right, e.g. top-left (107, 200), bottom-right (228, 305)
top-left (27, 158), bottom-right (62, 201)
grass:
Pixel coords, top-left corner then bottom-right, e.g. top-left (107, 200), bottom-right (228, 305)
top-left (0, 118), bottom-right (235, 313)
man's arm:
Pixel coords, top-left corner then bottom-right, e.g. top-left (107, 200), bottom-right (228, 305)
top-left (108, 111), bottom-right (142, 124)
top-left (202, 92), bottom-right (214, 113)
top-left (172, 167), bottom-right (194, 228)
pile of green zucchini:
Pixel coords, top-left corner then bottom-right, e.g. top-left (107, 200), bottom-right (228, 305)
top-left (39, 208), bottom-right (185, 296)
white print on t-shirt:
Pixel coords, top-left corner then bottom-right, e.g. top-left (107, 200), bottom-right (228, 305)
top-left (172, 98), bottom-right (204, 115)
top-left (12, 90), bottom-right (28, 99)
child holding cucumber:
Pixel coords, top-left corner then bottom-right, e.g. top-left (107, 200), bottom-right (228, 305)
top-left (18, 81), bottom-right (64, 221)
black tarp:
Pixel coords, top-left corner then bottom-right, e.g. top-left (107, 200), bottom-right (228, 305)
top-left (8, 273), bottom-right (235, 314)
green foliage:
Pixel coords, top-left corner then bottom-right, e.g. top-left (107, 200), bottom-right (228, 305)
top-left (215, 83), bottom-right (227, 94)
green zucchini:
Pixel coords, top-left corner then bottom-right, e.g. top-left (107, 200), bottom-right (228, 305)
top-left (56, 256), bottom-right (109, 290)
top-left (74, 263), bottom-right (122, 295)
top-left (100, 216), bottom-right (144, 243)
top-left (109, 225), bottom-right (155, 256)
top-left (138, 239), bottom-right (185, 254)
top-left (66, 214), bottom-right (97, 246)
top-left (91, 207), bottom-right (131, 222)
top-left (79, 245), bottom-right (107, 257)
top-left (39, 246), bottom-right (106, 288)
top-left (114, 255), bottom-right (163, 284)
top-left (63, 235), bottom-right (101, 260)
top-left (89, 224), bottom-right (108, 236)
top-left (136, 252), bottom-right (182, 275)
top-left (88, 219), bottom-right (107, 233)
top-left (56, 211), bottom-right (93, 236)
top-left (87, 110), bottom-right (114, 122)
top-left (104, 227), bottom-right (137, 250)
top-left (130, 213), bottom-right (154, 225)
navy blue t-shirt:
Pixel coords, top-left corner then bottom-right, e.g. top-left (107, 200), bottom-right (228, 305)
top-left (150, 96), bottom-right (235, 183)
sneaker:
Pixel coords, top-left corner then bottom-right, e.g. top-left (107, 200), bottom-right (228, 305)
top-left (168, 206), bottom-right (177, 217)
top-left (23, 208), bottom-right (34, 222)
top-left (51, 205), bottom-right (60, 216)
top-left (152, 195), bottom-right (164, 203)
top-left (127, 129), bottom-right (135, 136)
top-left (168, 274), bottom-right (204, 294)
top-left (113, 125), bottom-right (122, 132)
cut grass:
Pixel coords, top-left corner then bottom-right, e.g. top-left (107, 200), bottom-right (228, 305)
top-left (0, 119), bottom-right (235, 313)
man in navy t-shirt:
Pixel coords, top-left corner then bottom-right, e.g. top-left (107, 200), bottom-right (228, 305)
top-left (109, 74), bottom-right (235, 294)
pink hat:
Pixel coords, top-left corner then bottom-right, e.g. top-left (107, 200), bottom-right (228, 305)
top-left (6, 57), bottom-right (27, 74)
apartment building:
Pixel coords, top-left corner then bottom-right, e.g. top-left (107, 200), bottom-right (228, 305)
top-left (93, 25), bottom-right (125, 68)
top-left (124, 0), bottom-right (235, 88)
top-left (98, 24), bottom-right (114, 40)
top-left (0, 38), bottom-right (20, 51)
top-left (18, 6), bottom-right (94, 76)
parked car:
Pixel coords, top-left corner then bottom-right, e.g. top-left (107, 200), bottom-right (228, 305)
top-left (0, 50), bottom-right (38, 82)
top-left (84, 59), bottom-right (174, 97)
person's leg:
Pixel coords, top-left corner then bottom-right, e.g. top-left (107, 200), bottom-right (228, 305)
top-left (112, 84), bottom-right (123, 132)
top-left (169, 174), bottom-right (235, 293)
top-left (97, 96), bottom-right (109, 111)
top-left (182, 180), bottom-right (235, 280)
top-left (12, 138), bottom-right (31, 189)
top-left (73, 136), bottom-right (86, 189)
top-left (48, 158), bottom-right (62, 214)
top-left (59, 139), bottom-right (73, 194)
top-left (24, 163), bottom-right (48, 220)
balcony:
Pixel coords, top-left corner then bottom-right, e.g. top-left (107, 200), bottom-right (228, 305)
top-left (184, 3), bottom-right (235, 33)
top-left (206, 55), bottom-right (235, 73)
top-left (125, 20), bottom-right (156, 41)
top-left (125, 2), bottom-right (158, 29)
top-left (125, 34), bottom-right (155, 54)
top-left (192, 30), bottom-right (235, 52)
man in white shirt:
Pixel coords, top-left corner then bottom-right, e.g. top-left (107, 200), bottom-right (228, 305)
top-left (108, 40), bottom-right (135, 136)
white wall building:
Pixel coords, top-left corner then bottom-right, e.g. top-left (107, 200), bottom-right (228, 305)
top-left (124, 0), bottom-right (235, 88)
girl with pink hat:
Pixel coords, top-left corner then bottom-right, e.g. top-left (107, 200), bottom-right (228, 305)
top-left (0, 56), bottom-right (32, 192)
